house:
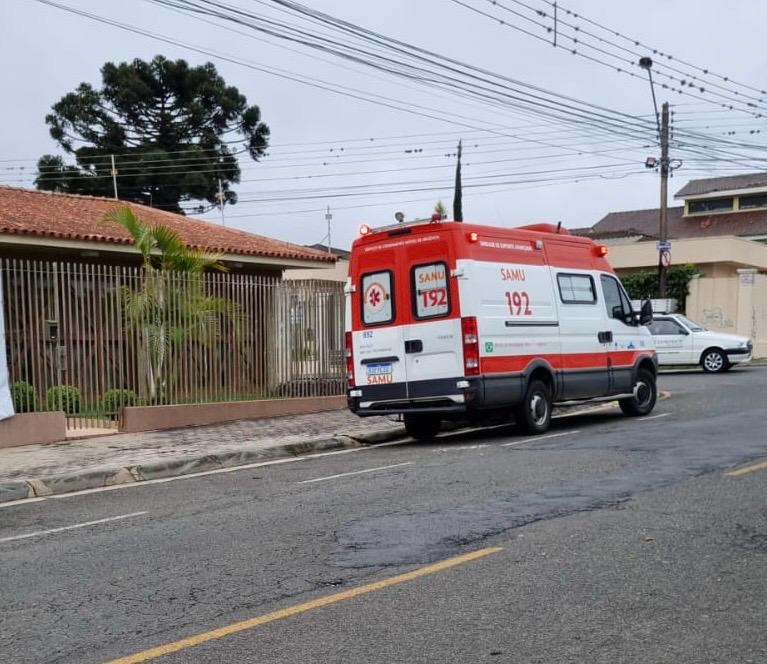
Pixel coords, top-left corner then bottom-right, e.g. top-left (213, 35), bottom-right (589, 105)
top-left (0, 186), bottom-right (345, 444)
top-left (575, 172), bottom-right (767, 358)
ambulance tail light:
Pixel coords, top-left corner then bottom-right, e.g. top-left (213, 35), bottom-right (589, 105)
top-left (461, 316), bottom-right (480, 376)
top-left (345, 331), bottom-right (355, 388)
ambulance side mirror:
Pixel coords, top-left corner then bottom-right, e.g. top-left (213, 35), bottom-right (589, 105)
top-left (639, 299), bottom-right (653, 326)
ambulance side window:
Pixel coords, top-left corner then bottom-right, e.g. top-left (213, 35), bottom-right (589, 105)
top-left (557, 273), bottom-right (596, 304)
top-left (600, 275), bottom-right (635, 325)
top-left (361, 271), bottom-right (394, 326)
top-left (412, 262), bottom-right (450, 319)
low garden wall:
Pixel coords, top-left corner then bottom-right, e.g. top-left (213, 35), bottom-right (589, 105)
top-left (0, 412), bottom-right (67, 448)
top-left (120, 395), bottom-right (347, 433)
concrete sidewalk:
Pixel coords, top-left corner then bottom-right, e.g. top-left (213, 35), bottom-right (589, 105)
top-left (0, 411), bottom-right (405, 504)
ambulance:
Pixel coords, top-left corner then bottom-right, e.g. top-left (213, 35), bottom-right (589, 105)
top-left (344, 218), bottom-right (657, 439)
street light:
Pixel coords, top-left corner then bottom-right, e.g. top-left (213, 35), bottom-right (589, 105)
top-left (639, 56), bottom-right (671, 298)
top-left (639, 57), bottom-right (661, 139)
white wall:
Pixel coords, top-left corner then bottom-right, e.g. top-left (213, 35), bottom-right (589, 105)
top-left (284, 259), bottom-right (349, 283)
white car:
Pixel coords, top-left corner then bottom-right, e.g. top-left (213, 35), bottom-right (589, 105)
top-left (647, 313), bottom-right (753, 373)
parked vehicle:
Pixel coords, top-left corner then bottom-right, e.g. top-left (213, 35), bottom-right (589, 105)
top-left (344, 219), bottom-right (657, 439)
top-left (647, 313), bottom-right (752, 372)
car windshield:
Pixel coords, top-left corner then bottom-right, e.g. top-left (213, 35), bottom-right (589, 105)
top-left (676, 315), bottom-right (705, 332)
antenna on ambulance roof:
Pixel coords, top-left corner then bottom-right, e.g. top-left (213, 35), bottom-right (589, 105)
top-left (556, 221), bottom-right (562, 234)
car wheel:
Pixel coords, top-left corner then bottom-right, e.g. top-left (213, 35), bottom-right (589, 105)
top-left (701, 348), bottom-right (729, 373)
top-left (514, 379), bottom-right (552, 434)
top-left (619, 368), bottom-right (657, 417)
top-left (403, 414), bottom-right (441, 441)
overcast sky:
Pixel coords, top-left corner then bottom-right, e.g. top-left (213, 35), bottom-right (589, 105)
top-left (2, 0), bottom-right (766, 249)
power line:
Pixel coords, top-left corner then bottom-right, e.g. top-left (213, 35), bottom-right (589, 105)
top-left (469, 0), bottom-right (767, 115)
top-left (534, 0), bottom-right (767, 99)
top-left (148, 0), bottom-right (659, 142)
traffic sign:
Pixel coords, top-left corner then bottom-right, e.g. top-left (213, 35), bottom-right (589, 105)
top-left (656, 240), bottom-right (672, 252)
top-left (660, 250), bottom-right (672, 267)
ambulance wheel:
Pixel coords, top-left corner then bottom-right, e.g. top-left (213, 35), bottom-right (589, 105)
top-left (404, 414), bottom-right (441, 441)
top-left (619, 368), bottom-right (657, 416)
top-left (515, 380), bottom-right (552, 435)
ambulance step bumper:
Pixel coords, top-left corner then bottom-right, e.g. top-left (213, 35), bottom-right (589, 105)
top-left (348, 376), bottom-right (476, 416)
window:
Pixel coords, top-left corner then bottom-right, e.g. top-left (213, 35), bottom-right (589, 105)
top-left (738, 193), bottom-right (767, 210)
top-left (675, 315), bottom-right (704, 332)
top-left (557, 273), bottom-right (596, 304)
top-left (648, 319), bottom-right (687, 336)
top-left (412, 262), bottom-right (450, 319)
top-left (600, 275), bottom-right (634, 326)
top-left (687, 197), bottom-right (733, 214)
top-left (361, 271), bottom-right (394, 325)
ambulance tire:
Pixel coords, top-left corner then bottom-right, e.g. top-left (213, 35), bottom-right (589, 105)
top-left (404, 414), bottom-right (441, 441)
top-left (619, 368), bottom-right (657, 417)
top-left (514, 379), bottom-right (552, 435)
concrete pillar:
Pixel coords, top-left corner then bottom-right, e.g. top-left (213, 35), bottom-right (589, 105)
top-left (735, 268), bottom-right (757, 340)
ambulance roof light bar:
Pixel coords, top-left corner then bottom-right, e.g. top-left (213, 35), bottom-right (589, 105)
top-left (358, 217), bottom-right (451, 235)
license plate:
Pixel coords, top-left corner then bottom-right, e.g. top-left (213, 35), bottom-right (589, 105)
top-left (366, 363), bottom-right (393, 384)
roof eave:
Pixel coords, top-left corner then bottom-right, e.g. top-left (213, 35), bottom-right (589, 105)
top-left (0, 232), bottom-right (335, 268)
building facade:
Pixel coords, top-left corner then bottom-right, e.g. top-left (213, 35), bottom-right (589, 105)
top-left (576, 172), bottom-right (767, 358)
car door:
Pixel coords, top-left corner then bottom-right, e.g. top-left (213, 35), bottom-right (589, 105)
top-left (599, 274), bottom-right (641, 394)
top-left (555, 271), bottom-right (608, 399)
top-left (647, 317), bottom-right (691, 365)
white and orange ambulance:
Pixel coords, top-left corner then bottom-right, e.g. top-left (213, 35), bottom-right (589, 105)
top-left (344, 218), bottom-right (657, 439)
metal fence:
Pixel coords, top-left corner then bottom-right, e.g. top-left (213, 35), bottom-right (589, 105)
top-left (1, 259), bottom-right (345, 430)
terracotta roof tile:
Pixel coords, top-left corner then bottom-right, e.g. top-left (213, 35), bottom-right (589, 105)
top-left (0, 186), bottom-right (334, 264)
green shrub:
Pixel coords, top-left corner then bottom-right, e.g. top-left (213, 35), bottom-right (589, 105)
top-left (11, 381), bottom-right (38, 413)
top-left (102, 388), bottom-right (139, 415)
top-left (620, 264), bottom-right (698, 312)
top-left (47, 385), bottom-right (81, 415)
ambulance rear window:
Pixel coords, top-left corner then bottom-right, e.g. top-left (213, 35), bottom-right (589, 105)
top-left (361, 271), bottom-right (394, 325)
top-left (412, 262), bottom-right (450, 319)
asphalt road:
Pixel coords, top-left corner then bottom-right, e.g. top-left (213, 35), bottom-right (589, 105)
top-left (2, 366), bottom-right (766, 663)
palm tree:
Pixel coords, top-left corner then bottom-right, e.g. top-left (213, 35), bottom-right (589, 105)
top-left (105, 206), bottom-right (240, 402)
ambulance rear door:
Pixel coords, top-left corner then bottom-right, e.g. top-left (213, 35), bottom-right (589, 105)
top-left (354, 247), bottom-right (408, 399)
top-left (402, 235), bottom-right (463, 398)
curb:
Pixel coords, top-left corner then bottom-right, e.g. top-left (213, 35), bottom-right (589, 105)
top-left (0, 427), bottom-right (407, 505)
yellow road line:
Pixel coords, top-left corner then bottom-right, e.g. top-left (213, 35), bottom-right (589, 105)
top-left (106, 546), bottom-right (504, 664)
top-left (725, 460), bottom-right (767, 477)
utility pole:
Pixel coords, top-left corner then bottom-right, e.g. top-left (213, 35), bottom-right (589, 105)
top-left (453, 139), bottom-right (463, 222)
top-left (639, 57), bottom-right (674, 299)
top-left (325, 206), bottom-right (333, 253)
top-left (110, 155), bottom-right (118, 199)
top-left (658, 102), bottom-right (670, 298)
top-left (217, 178), bottom-right (226, 226)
